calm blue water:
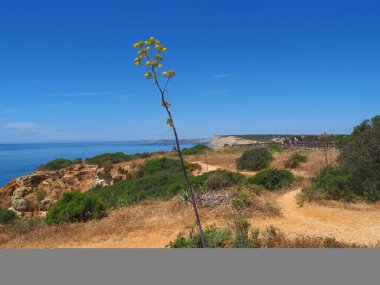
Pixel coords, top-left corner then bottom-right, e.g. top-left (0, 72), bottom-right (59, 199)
top-left (0, 141), bottom-right (201, 187)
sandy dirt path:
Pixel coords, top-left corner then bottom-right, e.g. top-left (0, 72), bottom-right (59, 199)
top-left (194, 161), bottom-right (380, 245)
top-left (250, 188), bottom-right (380, 244)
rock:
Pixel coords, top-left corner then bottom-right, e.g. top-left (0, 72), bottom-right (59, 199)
top-left (89, 177), bottom-right (108, 190)
top-left (23, 174), bottom-right (48, 187)
top-left (11, 197), bottom-right (28, 211)
top-left (195, 192), bottom-right (230, 208)
top-left (40, 198), bottom-right (55, 211)
top-left (13, 187), bottom-right (29, 198)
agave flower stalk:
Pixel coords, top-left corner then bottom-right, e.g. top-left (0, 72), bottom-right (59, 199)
top-left (133, 37), bottom-right (206, 248)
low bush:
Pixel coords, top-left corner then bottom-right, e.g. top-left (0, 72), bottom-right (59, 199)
top-left (285, 153), bottom-right (308, 169)
top-left (6, 217), bottom-right (45, 235)
top-left (232, 190), bottom-right (252, 210)
top-left (181, 144), bottom-right (211, 156)
top-left (0, 208), bottom-right (19, 225)
top-left (167, 219), bottom-right (363, 248)
top-left (93, 158), bottom-right (188, 208)
top-left (338, 115), bottom-right (380, 202)
top-left (236, 148), bottom-right (274, 171)
top-left (267, 144), bottom-right (283, 153)
top-left (46, 191), bottom-right (106, 225)
top-left (86, 152), bottom-right (150, 167)
top-left (191, 170), bottom-right (245, 191)
top-left (248, 169), bottom-right (295, 191)
top-left (168, 225), bottom-right (232, 248)
top-left (299, 166), bottom-right (355, 202)
top-left (38, 158), bottom-right (73, 171)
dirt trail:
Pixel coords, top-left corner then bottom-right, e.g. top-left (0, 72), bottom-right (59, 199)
top-left (253, 188), bottom-right (380, 244)
top-left (194, 161), bottom-right (257, 176)
top-left (194, 161), bottom-right (380, 245)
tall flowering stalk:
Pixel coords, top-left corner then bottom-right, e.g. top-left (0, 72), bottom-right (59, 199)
top-left (133, 37), bottom-right (206, 248)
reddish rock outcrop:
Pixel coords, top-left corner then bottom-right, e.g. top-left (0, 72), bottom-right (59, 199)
top-left (0, 161), bottom-right (142, 214)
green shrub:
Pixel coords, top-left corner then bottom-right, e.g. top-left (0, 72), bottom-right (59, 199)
top-left (73, 158), bottom-right (83, 164)
top-left (236, 148), bottom-right (274, 171)
top-left (191, 170), bottom-right (245, 191)
top-left (248, 169), bottom-right (295, 191)
top-left (46, 191), bottom-right (106, 225)
top-left (38, 158), bottom-right (73, 171)
top-left (93, 158), bottom-right (187, 208)
top-left (0, 208), bottom-right (19, 225)
top-left (167, 220), bottom-right (363, 248)
top-left (300, 166), bottom-right (355, 202)
top-left (168, 225), bottom-right (231, 248)
top-left (233, 218), bottom-right (260, 248)
top-left (285, 153), bottom-right (308, 169)
top-left (86, 152), bottom-right (150, 167)
top-left (267, 144), bottom-right (283, 153)
top-left (232, 190), bottom-right (252, 210)
top-left (339, 115), bottom-right (380, 201)
top-left (181, 144), bottom-right (211, 156)
top-left (138, 157), bottom-right (180, 176)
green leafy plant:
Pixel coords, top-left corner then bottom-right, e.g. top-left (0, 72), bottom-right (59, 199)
top-left (231, 190), bottom-right (252, 210)
top-left (285, 153), bottom-right (308, 169)
top-left (191, 170), bottom-right (245, 191)
top-left (339, 115), bottom-right (380, 201)
top-left (236, 148), bottom-right (274, 171)
top-left (168, 225), bottom-right (231, 248)
top-left (300, 166), bottom-right (355, 202)
top-left (37, 158), bottom-right (73, 171)
top-left (0, 208), bottom-right (19, 225)
top-left (46, 191), bottom-right (106, 225)
top-left (248, 169), bottom-right (295, 191)
top-left (86, 152), bottom-right (149, 167)
top-left (267, 144), bottom-right (283, 153)
top-left (182, 144), bottom-right (211, 155)
top-left (133, 37), bottom-right (206, 246)
top-left (93, 158), bottom-right (187, 208)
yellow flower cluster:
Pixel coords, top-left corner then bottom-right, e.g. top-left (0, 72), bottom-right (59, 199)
top-left (133, 37), bottom-right (174, 79)
top-left (163, 70), bottom-right (175, 78)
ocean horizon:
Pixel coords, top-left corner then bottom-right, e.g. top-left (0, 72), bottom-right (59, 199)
top-left (0, 141), bottom-right (205, 187)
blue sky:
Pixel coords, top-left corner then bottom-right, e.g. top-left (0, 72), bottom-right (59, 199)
top-left (1, 0), bottom-right (379, 143)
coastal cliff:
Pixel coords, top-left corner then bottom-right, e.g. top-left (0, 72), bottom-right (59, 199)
top-left (0, 161), bottom-right (139, 215)
top-left (211, 135), bottom-right (257, 147)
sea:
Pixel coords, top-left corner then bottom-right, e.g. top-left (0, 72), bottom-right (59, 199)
top-left (0, 141), bottom-right (204, 187)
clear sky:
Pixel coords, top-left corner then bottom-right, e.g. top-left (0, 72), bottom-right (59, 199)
top-left (1, 0), bottom-right (379, 143)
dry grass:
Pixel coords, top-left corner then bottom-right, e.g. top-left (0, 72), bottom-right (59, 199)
top-left (187, 147), bottom-right (340, 178)
top-left (270, 149), bottom-right (339, 177)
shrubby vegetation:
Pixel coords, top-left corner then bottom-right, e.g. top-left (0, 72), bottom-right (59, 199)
top-left (38, 158), bottom-right (73, 171)
top-left (86, 152), bottom-right (150, 167)
top-left (191, 170), bottom-right (245, 191)
top-left (339, 115), bottom-right (380, 202)
top-left (6, 218), bottom-right (45, 235)
top-left (0, 208), bottom-right (19, 225)
top-left (168, 224), bottom-right (232, 248)
top-left (248, 169), bottom-right (295, 191)
top-left (236, 148), bottom-right (274, 171)
top-left (301, 115), bottom-right (380, 203)
top-left (231, 189), bottom-right (253, 210)
top-left (267, 144), bottom-right (283, 153)
top-left (181, 144), bottom-right (211, 155)
top-left (168, 218), bottom-right (361, 248)
top-left (299, 166), bottom-right (354, 203)
top-left (46, 191), bottom-right (106, 225)
top-left (92, 158), bottom-right (188, 208)
top-left (285, 153), bottom-right (307, 169)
